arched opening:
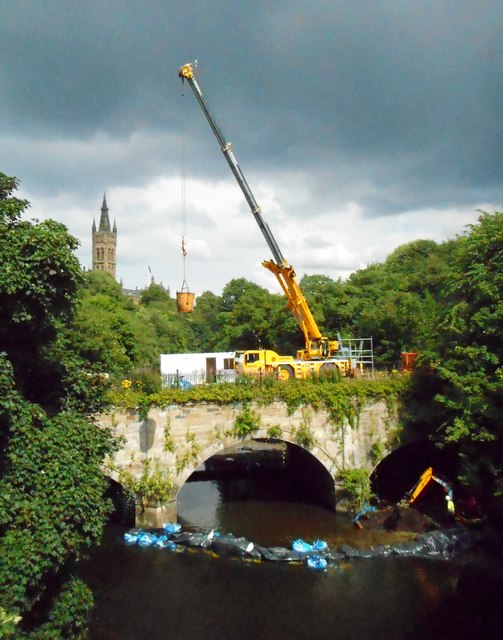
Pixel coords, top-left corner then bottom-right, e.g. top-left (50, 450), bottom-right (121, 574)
top-left (177, 439), bottom-right (336, 536)
top-left (371, 441), bottom-right (459, 522)
top-left (105, 477), bottom-right (135, 526)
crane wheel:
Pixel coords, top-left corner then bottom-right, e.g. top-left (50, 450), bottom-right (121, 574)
top-left (277, 365), bottom-right (294, 381)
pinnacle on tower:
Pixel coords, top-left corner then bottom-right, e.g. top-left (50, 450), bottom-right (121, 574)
top-left (99, 193), bottom-right (111, 232)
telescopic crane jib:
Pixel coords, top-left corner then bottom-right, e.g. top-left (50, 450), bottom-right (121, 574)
top-left (178, 62), bottom-right (371, 379)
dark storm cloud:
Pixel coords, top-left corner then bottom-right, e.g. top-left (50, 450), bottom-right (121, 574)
top-left (1, 0), bottom-right (502, 218)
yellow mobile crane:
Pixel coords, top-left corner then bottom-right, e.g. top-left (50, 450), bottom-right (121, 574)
top-left (178, 62), bottom-right (372, 380)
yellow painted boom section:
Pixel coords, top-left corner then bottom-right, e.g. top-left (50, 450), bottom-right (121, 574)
top-left (263, 258), bottom-right (322, 341)
top-left (263, 260), bottom-right (339, 359)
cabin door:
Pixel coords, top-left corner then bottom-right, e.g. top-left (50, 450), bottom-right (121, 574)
top-left (206, 357), bottom-right (217, 383)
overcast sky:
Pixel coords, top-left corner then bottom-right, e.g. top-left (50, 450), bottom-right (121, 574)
top-left (1, 0), bottom-right (502, 295)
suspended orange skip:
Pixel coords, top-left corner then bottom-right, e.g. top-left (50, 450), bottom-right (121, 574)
top-left (176, 239), bottom-right (195, 313)
top-left (176, 287), bottom-right (195, 313)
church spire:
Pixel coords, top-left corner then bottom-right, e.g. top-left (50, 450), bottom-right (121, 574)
top-left (99, 193), bottom-right (111, 232)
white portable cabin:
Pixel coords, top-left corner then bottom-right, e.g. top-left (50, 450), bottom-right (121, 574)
top-left (160, 352), bottom-right (235, 387)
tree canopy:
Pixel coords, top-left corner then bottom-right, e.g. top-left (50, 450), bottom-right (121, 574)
top-left (427, 212), bottom-right (503, 495)
top-left (0, 173), bottom-right (118, 638)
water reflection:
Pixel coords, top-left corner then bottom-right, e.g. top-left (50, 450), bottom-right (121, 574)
top-left (177, 480), bottom-right (223, 532)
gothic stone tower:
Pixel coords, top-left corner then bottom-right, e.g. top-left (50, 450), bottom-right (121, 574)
top-left (92, 194), bottom-right (117, 279)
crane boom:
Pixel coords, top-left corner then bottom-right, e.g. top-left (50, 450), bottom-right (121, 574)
top-left (178, 62), bottom-right (285, 266)
top-left (178, 62), bottom-right (338, 360)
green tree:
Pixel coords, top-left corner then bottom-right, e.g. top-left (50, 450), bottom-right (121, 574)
top-left (139, 282), bottom-right (171, 306)
top-left (72, 271), bottom-right (139, 369)
top-left (430, 212), bottom-right (503, 499)
top-left (0, 174), bottom-right (117, 638)
top-left (214, 278), bottom-right (277, 350)
top-left (267, 291), bottom-right (300, 355)
top-left (299, 273), bottom-right (351, 338)
top-left (190, 291), bottom-right (222, 351)
top-left (138, 283), bottom-right (195, 355)
top-left (344, 240), bottom-right (453, 368)
top-left (0, 177), bottom-right (83, 411)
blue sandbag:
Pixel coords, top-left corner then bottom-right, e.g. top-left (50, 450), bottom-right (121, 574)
top-left (306, 555), bottom-right (328, 571)
top-left (137, 531), bottom-right (157, 547)
top-left (153, 535), bottom-right (168, 548)
top-left (292, 539), bottom-right (312, 553)
top-left (312, 539), bottom-right (328, 552)
top-left (124, 531), bottom-right (139, 545)
top-left (292, 538), bottom-right (328, 554)
top-left (353, 503), bottom-right (377, 522)
top-left (163, 522), bottom-right (182, 534)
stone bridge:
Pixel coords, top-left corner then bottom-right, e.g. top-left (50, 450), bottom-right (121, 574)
top-left (99, 399), bottom-right (399, 526)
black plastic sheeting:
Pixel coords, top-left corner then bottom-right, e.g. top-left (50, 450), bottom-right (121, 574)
top-left (124, 525), bottom-right (480, 570)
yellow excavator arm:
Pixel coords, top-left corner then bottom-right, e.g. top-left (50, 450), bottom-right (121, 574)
top-left (406, 467), bottom-right (434, 504)
top-left (404, 467), bottom-right (454, 516)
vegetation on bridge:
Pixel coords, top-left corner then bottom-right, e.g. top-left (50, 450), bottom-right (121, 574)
top-left (110, 374), bottom-right (408, 424)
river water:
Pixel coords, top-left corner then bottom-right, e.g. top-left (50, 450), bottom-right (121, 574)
top-left (81, 454), bottom-right (503, 640)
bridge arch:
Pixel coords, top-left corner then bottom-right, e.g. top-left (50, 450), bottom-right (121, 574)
top-left (174, 427), bottom-right (336, 488)
top-left (178, 436), bottom-right (337, 512)
top-left (100, 399), bottom-right (399, 526)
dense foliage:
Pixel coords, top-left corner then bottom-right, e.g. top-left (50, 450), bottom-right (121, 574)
top-left (110, 375), bottom-right (407, 425)
top-left (0, 174), bottom-right (118, 638)
top-left (421, 212), bottom-right (502, 500)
